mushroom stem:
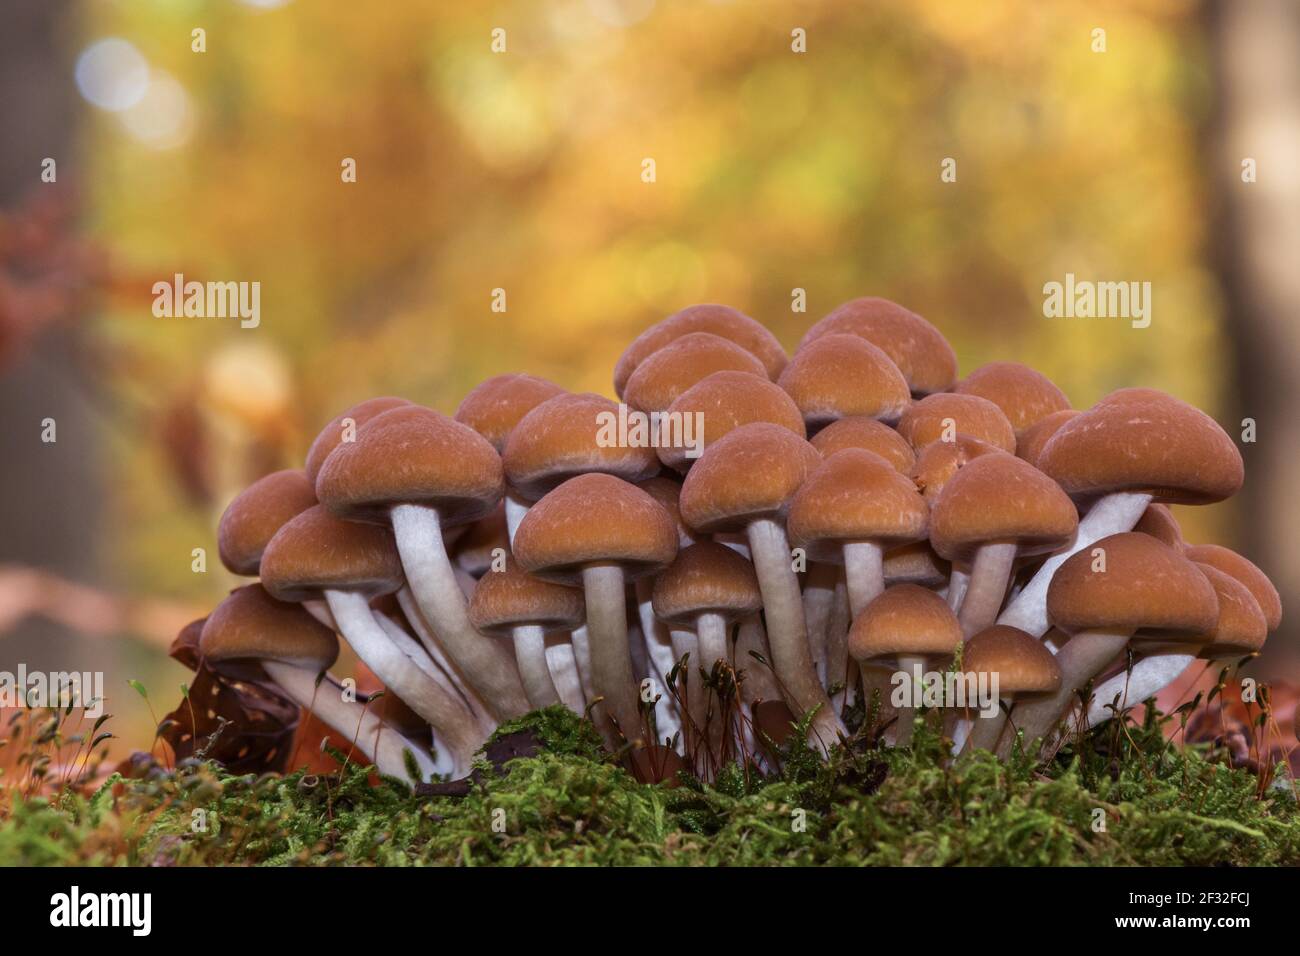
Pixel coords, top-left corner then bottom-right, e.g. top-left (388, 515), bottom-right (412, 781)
top-left (389, 503), bottom-right (530, 719)
top-left (1000, 629), bottom-right (1131, 758)
top-left (997, 493), bottom-right (1152, 637)
top-left (824, 578), bottom-right (853, 715)
top-left (735, 615), bottom-right (782, 702)
top-left (511, 624), bottom-right (562, 709)
top-left (746, 518), bottom-right (845, 749)
top-left (696, 611), bottom-right (730, 671)
top-left (1080, 647), bottom-right (1199, 732)
top-left (635, 578), bottom-right (684, 743)
top-left (545, 638), bottom-right (587, 714)
top-left (569, 625), bottom-right (597, 703)
top-left (261, 662), bottom-right (439, 784)
top-left (323, 589), bottom-right (480, 776)
top-left (957, 541), bottom-right (1018, 639)
top-left (669, 628), bottom-right (706, 752)
top-left (394, 586), bottom-right (492, 725)
top-left (860, 665), bottom-right (899, 743)
top-left (945, 568), bottom-right (970, 611)
top-left (894, 653), bottom-right (926, 747)
top-left (802, 562), bottom-right (839, 683)
top-left (963, 703), bottom-right (1008, 754)
top-left (504, 492), bottom-right (530, 547)
top-left (581, 563), bottom-right (644, 747)
top-left (842, 541), bottom-right (885, 617)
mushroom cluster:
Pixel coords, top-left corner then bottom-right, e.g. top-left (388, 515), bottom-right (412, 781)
top-left (196, 297), bottom-right (1282, 786)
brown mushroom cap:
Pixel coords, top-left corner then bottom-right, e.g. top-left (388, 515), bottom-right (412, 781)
top-left (955, 362), bottom-right (1071, 436)
top-left (798, 297), bottom-right (958, 395)
top-left (260, 504), bottom-right (405, 602)
top-left (623, 332), bottom-right (768, 413)
top-left (454, 373), bottom-right (566, 453)
top-left (884, 541), bottom-right (951, 587)
top-left (1133, 504), bottom-right (1183, 550)
top-left (810, 416), bottom-right (916, 473)
top-left (1183, 544), bottom-right (1281, 631)
top-left (200, 583), bottom-right (339, 672)
top-left (613, 304), bottom-right (788, 398)
top-left (678, 422), bottom-right (821, 534)
top-left (848, 584), bottom-right (962, 664)
top-left (777, 333), bottom-right (911, 429)
top-left (930, 453), bottom-right (1078, 563)
top-left (962, 625), bottom-right (1061, 697)
top-left (468, 558), bottom-right (586, 635)
top-left (452, 502), bottom-right (509, 577)
top-left (1037, 389), bottom-right (1244, 505)
top-left (514, 473), bottom-right (678, 585)
top-left (305, 396), bottom-right (411, 484)
top-left (638, 476), bottom-right (698, 548)
top-left (218, 469), bottom-right (318, 575)
top-left (897, 393), bottom-right (1016, 453)
top-left (787, 449), bottom-right (928, 563)
top-left (316, 404), bottom-right (503, 528)
top-left (502, 392), bottom-right (660, 501)
top-left (1015, 409), bottom-right (1080, 468)
top-left (1192, 563), bottom-right (1268, 659)
top-left (658, 370), bottom-right (805, 473)
top-left (1046, 532), bottom-right (1218, 641)
top-left (651, 541), bottom-right (762, 628)
top-left (910, 435), bottom-right (1006, 505)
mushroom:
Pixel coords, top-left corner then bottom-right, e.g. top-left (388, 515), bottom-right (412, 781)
top-left (787, 449), bottom-right (929, 617)
top-left (652, 542), bottom-right (763, 771)
top-left (315, 403), bottom-right (532, 720)
top-left (810, 416), bottom-right (916, 473)
top-left (659, 369), bottom-right (806, 473)
top-left (199, 584), bottom-right (437, 784)
top-left (454, 372), bottom-right (567, 543)
top-left (959, 625), bottom-right (1061, 753)
top-left (623, 332), bottom-right (769, 413)
top-left (897, 393), bottom-right (1016, 453)
top-left (453, 502), bottom-right (510, 578)
top-left (304, 397), bottom-right (411, 484)
top-left (1015, 409), bottom-right (1080, 468)
top-left (777, 333), bottom-right (911, 431)
top-left (260, 504), bottom-right (484, 776)
top-left (217, 469), bottom-right (318, 576)
top-left (930, 453), bottom-right (1078, 638)
top-left (614, 303), bottom-right (788, 399)
top-left (848, 584), bottom-right (961, 746)
top-left (1082, 553), bottom-right (1276, 733)
top-left (998, 389), bottom-right (1244, 638)
top-left (678, 422), bottom-right (845, 748)
top-left (514, 473), bottom-right (678, 748)
top-left (798, 297), bottom-right (958, 396)
top-left (1004, 532), bottom-right (1219, 755)
top-left (954, 362), bottom-right (1071, 438)
top-left (468, 558), bottom-right (586, 710)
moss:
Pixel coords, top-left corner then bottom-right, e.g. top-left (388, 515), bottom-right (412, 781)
top-left (1, 706), bottom-right (1296, 866)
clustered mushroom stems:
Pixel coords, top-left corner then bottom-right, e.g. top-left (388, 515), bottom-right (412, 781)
top-left (581, 563), bottom-right (646, 746)
top-left (544, 639), bottom-right (588, 714)
top-left (956, 540), bottom-right (1018, 639)
top-left (261, 663), bottom-right (439, 782)
top-left (668, 627), bottom-right (707, 749)
top-left (393, 587), bottom-right (494, 727)
top-left (824, 579), bottom-right (853, 714)
top-left (892, 654), bottom-right (928, 748)
top-left (388, 502), bottom-right (532, 719)
top-left (997, 493), bottom-right (1152, 636)
top-left (568, 625), bottom-right (598, 703)
top-left (635, 578), bottom-right (685, 742)
top-left (1081, 646), bottom-right (1202, 733)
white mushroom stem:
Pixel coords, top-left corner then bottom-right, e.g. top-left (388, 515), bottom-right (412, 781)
top-left (802, 562), bottom-right (839, 683)
top-left (394, 586), bottom-right (492, 725)
top-left (1081, 648), bottom-right (1199, 732)
top-left (946, 568), bottom-right (970, 611)
top-left (860, 665), bottom-right (899, 744)
top-left (323, 589), bottom-right (481, 776)
top-left (262, 662), bottom-right (440, 784)
top-left (669, 627), bottom-right (706, 749)
top-left (545, 637), bottom-right (587, 714)
top-left (842, 541), bottom-right (885, 617)
top-left (504, 492), bottom-right (530, 547)
top-left (569, 625), bottom-right (597, 702)
top-left (635, 579), bottom-right (684, 743)
top-left (581, 563), bottom-right (644, 746)
top-left (1001, 629), bottom-right (1132, 758)
top-left (824, 578), bottom-right (853, 715)
top-left (372, 611), bottom-right (455, 687)
top-left (963, 702), bottom-right (1009, 754)
top-left (511, 624), bottom-right (562, 709)
top-left (997, 493), bottom-right (1151, 637)
top-left (735, 615), bottom-right (782, 703)
top-left (746, 518), bottom-right (846, 750)
top-left (695, 611), bottom-right (731, 673)
top-left (957, 541), bottom-right (1018, 639)
top-left (389, 503), bottom-right (530, 718)
top-left (894, 654), bottom-right (926, 747)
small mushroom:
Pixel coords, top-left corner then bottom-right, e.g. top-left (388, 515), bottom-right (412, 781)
top-left (960, 625), bottom-right (1061, 753)
top-left (217, 469), bottom-right (317, 577)
top-left (954, 362), bottom-right (1071, 438)
top-left (777, 333), bottom-right (911, 431)
top-left (897, 393), bottom-right (1016, 453)
top-left (624, 332), bottom-right (769, 414)
top-left (810, 416), bottom-right (916, 473)
top-left (659, 369), bottom-right (806, 473)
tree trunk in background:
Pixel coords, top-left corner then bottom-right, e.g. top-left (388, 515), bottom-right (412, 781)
top-left (0, 3), bottom-right (109, 675)
top-left (1207, 0), bottom-right (1300, 677)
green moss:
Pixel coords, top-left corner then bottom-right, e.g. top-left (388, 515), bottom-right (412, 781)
top-left (1, 707), bottom-right (1296, 866)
